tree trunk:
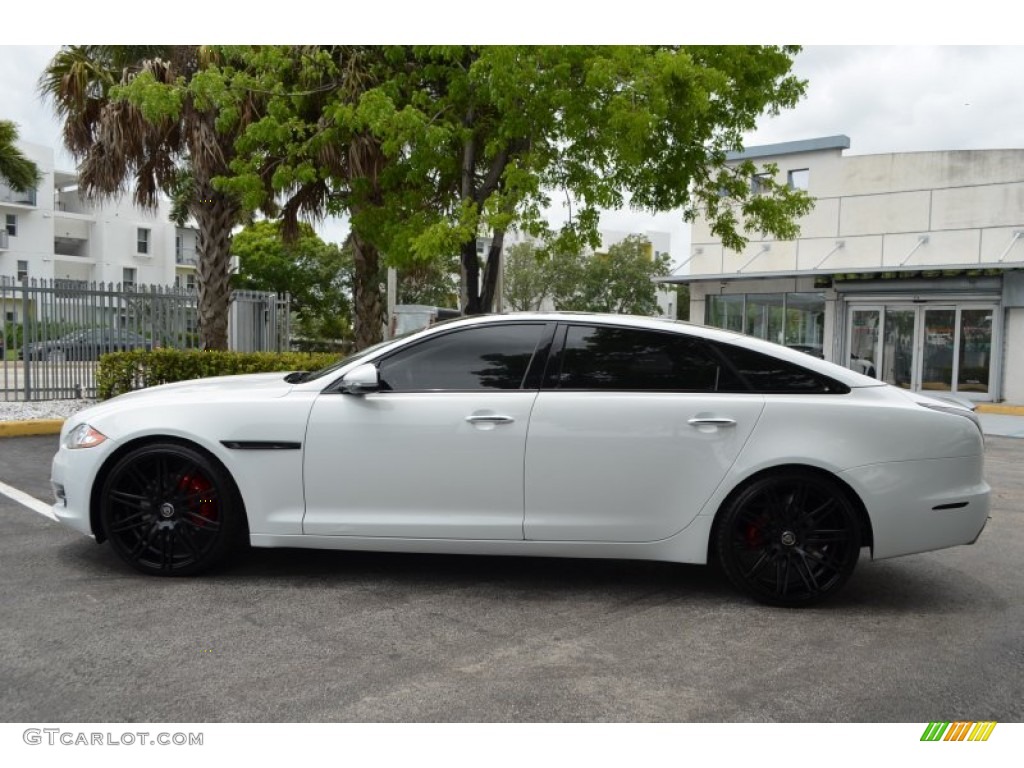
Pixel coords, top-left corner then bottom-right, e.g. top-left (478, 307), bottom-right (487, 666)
top-left (479, 229), bottom-right (506, 313)
top-left (194, 197), bottom-right (238, 350)
top-left (461, 238), bottom-right (482, 314)
top-left (351, 231), bottom-right (383, 351)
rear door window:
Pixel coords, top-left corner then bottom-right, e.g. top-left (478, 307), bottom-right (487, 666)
top-left (552, 325), bottom-right (740, 391)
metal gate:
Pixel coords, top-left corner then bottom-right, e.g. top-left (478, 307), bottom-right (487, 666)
top-left (1, 279), bottom-right (288, 401)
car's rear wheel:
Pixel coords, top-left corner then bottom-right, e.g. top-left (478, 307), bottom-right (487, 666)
top-left (100, 443), bottom-right (242, 576)
top-left (714, 471), bottom-right (861, 607)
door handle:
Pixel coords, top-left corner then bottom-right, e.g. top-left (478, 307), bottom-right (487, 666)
top-left (687, 417), bottom-right (737, 427)
top-left (465, 414), bottom-right (515, 425)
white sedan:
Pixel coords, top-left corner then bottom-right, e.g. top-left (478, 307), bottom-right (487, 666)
top-left (50, 313), bottom-right (990, 606)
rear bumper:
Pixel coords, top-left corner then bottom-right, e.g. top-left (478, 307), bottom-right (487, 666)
top-left (841, 454), bottom-right (990, 559)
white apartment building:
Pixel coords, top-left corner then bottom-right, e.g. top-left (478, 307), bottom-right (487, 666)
top-left (1, 141), bottom-right (198, 295)
top-left (666, 136), bottom-right (1024, 404)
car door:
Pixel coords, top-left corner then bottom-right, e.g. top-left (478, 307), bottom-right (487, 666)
top-left (302, 322), bottom-right (553, 539)
top-left (524, 323), bottom-right (765, 543)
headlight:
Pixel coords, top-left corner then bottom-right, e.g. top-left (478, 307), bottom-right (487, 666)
top-left (64, 423), bottom-right (108, 450)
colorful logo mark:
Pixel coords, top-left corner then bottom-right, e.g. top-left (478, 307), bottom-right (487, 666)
top-left (921, 722), bottom-right (997, 742)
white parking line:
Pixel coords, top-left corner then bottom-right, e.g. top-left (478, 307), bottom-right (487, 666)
top-left (0, 479), bottom-right (57, 521)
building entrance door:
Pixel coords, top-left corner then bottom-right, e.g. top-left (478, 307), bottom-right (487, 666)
top-left (845, 304), bottom-right (995, 399)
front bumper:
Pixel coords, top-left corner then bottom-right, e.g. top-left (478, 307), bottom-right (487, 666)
top-left (50, 438), bottom-right (118, 537)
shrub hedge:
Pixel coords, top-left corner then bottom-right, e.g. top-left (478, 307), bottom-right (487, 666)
top-left (96, 349), bottom-right (340, 400)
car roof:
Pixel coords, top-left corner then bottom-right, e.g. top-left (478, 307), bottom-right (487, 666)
top-left (379, 312), bottom-right (883, 389)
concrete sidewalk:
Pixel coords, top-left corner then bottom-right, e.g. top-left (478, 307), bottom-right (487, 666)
top-left (976, 412), bottom-right (1024, 438)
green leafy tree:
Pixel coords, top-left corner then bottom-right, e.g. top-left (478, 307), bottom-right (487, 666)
top-left (549, 235), bottom-right (672, 315)
top-left (232, 221), bottom-right (353, 347)
top-left (502, 241), bottom-right (553, 311)
top-left (372, 46), bottom-right (811, 314)
top-left (219, 46), bottom-right (811, 349)
top-left (396, 252), bottom-right (460, 308)
top-left (213, 46), bottom-right (400, 351)
top-left (0, 120), bottom-right (40, 192)
top-left (504, 235), bottom-right (672, 315)
top-left (39, 45), bottom-right (267, 349)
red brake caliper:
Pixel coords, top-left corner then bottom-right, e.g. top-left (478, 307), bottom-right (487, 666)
top-left (744, 516), bottom-right (766, 549)
top-left (178, 473), bottom-right (217, 527)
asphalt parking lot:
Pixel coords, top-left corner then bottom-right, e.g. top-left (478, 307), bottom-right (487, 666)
top-left (1, 434), bottom-right (1022, 722)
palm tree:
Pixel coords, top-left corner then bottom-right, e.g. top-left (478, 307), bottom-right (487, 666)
top-left (39, 46), bottom-right (259, 349)
top-left (0, 120), bottom-right (40, 192)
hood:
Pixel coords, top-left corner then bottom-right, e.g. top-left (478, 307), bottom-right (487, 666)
top-left (118, 371), bottom-right (297, 398)
top-left (70, 372), bottom-right (297, 428)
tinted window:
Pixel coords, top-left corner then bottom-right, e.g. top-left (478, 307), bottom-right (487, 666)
top-left (711, 342), bottom-right (848, 394)
top-left (555, 325), bottom-right (738, 391)
top-left (378, 324), bottom-right (546, 391)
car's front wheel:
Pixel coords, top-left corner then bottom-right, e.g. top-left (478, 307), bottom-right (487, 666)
top-left (714, 471), bottom-right (862, 607)
top-left (100, 442), bottom-right (243, 576)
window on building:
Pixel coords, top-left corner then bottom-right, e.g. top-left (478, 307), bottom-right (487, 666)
top-left (783, 293), bottom-right (826, 350)
top-left (4, 214), bottom-right (15, 236)
top-left (137, 228), bottom-right (150, 254)
top-left (751, 172), bottom-right (773, 195)
top-left (707, 292), bottom-right (825, 353)
top-left (123, 267), bottom-right (137, 290)
top-left (0, 181), bottom-right (37, 206)
top-left (746, 293), bottom-right (785, 344)
top-left (788, 169), bottom-right (810, 190)
top-left (706, 294), bottom-right (745, 333)
top-left (175, 233), bottom-right (182, 259)
top-left (17, 260), bottom-right (28, 280)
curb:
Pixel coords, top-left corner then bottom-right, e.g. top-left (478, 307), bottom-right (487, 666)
top-left (974, 403), bottom-right (1024, 416)
top-left (0, 419), bottom-right (65, 438)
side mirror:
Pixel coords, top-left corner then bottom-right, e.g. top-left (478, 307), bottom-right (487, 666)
top-left (339, 362), bottom-right (381, 395)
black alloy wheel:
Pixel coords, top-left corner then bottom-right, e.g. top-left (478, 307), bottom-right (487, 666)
top-left (715, 472), bottom-right (861, 607)
top-left (100, 443), bottom-right (242, 576)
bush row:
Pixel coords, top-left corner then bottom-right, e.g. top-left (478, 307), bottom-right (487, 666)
top-left (96, 349), bottom-right (340, 400)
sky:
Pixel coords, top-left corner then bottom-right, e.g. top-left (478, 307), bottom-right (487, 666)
top-left (2, 7), bottom-right (1023, 266)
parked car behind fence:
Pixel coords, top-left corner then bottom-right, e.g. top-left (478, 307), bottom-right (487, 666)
top-left (19, 328), bottom-right (155, 362)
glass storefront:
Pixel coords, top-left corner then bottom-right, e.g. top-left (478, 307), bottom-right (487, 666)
top-left (707, 292), bottom-right (997, 400)
top-left (707, 293), bottom-right (824, 353)
top-left (958, 308), bottom-right (993, 393)
top-left (844, 303), bottom-right (996, 398)
top-left (745, 294), bottom-right (784, 344)
top-left (705, 294), bottom-right (744, 333)
top-left (882, 308), bottom-right (916, 389)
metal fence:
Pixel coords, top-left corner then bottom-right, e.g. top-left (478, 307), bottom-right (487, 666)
top-left (1, 279), bottom-right (290, 401)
